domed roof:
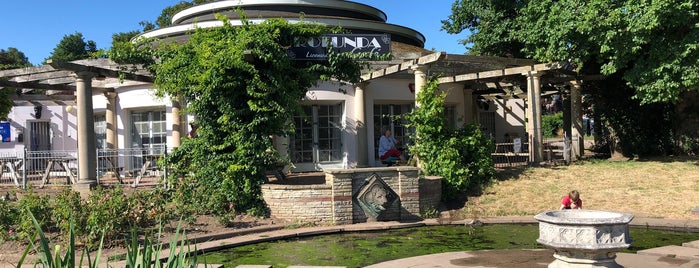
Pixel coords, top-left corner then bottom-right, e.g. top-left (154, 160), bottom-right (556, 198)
top-left (140, 0), bottom-right (426, 50)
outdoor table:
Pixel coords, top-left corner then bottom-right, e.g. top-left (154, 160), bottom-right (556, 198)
top-left (133, 154), bottom-right (160, 187)
top-left (0, 157), bottom-right (22, 186)
top-left (40, 157), bottom-right (77, 187)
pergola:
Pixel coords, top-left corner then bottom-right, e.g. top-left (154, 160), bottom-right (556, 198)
top-left (357, 52), bottom-right (591, 165)
top-left (0, 58), bottom-right (157, 190)
top-left (1, 53), bottom-right (592, 189)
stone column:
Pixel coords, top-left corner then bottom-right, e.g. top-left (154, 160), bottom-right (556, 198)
top-left (104, 92), bottom-right (118, 150)
top-left (569, 80), bottom-right (584, 160)
top-left (463, 87), bottom-right (475, 125)
top-left (411, 64), bottom-right (428, 108)
top-left (354, 82), bottom-right (369, 167)
top-left (171, 97), bottom-right (182, 148)
top-left (524, 71), bottom-right (544, 163)
top-left (75, 71), bottom-right (97, 188)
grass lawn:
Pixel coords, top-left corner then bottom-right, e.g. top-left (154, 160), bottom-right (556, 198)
top-left (466, 157), bottom-right (699, 219)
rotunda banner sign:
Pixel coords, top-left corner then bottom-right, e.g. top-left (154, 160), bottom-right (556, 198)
top-left (287, 34), bottom-right (391, 60)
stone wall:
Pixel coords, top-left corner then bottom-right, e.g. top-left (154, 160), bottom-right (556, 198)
top-left (261, 184), bottom-right (333, 224)
top-left (262, 167), bottom-right (442, 225)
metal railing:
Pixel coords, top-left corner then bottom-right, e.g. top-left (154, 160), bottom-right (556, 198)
top-left (1, 146), bottom-right (169, 188)
top-left (491, 135), bottom-right (581, 168)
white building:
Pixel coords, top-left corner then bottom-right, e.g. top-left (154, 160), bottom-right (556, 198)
top-left (1, 0), bottom-right (583, 186)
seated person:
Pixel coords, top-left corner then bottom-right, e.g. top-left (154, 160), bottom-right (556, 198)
top-left (378, 128), bottom-right (405, 165)
top-left (560, 190), bottom-right (582, 210)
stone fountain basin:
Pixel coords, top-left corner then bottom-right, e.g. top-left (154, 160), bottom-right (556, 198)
top-left (534, 210), bottom-right (634, 251)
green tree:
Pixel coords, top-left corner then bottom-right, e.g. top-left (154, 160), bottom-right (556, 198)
top-left (44, 32), bottom-right (97, 64)
top-left (444, 0), bottom-right (698, 104)
top-left (0, 47), bottom-right (31, 69)
top-left (0, 47), bottom-right (32, 119)
top-left (112, 15), bottom-right (371, 216)
top-left (443, 0), bottom-right (698, 156)
top-left (155, 0), bottom-right (211, 28)
top-left (407, 79), bottom-right (495, 200)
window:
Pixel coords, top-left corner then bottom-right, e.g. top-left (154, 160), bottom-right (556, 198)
top-left (94, 115), bottom-right (106, 150)
top-left (373, 104), bottom-right (412, 158)
top-left (291, 104), bottom-right (343, 164)
top-left (130, 110), bottom-right (166, 170)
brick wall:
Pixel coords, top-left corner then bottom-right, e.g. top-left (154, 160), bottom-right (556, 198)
top-left (262, 167), bottom-right (442, 225)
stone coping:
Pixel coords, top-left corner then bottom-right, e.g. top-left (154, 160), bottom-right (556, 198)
top-left (534, 210), bottom-right (635, 225)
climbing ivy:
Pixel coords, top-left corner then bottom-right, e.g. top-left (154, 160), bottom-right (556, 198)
top-left (407, 78), bottom-right (495, 200)
top-left (111, 14), bottom-right (374, 216)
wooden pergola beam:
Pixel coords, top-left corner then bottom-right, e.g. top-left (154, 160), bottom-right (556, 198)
top-left (47, 60), bottom-right (154, 83)
top-left (438, 62), bottom-right (568, 84)
top-left (360, 52), bottom-right (446, 81)
top-left (0, 79), bottom-right (107, 92)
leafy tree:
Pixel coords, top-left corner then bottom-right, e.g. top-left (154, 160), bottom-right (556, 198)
top-left (444, 0), bottom-right (698, 104)
top-left (407, 78), bottom-right (495, 200)
top-left (443, 0), bottom-right (698, 156)
top-left (112, 15), bottom-right (371, 216)
top-left (44, 32), bottom-right (97, 64)
top-left (0, 47), bottom-right (31, 69)
top-left (0, 47), bottom-right (32, 119)
top-left (155, 0), bottom-right (211, 28)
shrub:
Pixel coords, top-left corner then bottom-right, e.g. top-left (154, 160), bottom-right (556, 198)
top-left (126, 188), bottom-right (169, 228)
top-left (52, 188), bottom-right (87, 239)
top-left (542, 112), bottom-right (563, 138)
top-left (0, 199), bottom-right (20, 242)
top-left (85, 186), bottom-right (129, 244)
top-left (407, 79), bottom-right (496, 200)
top-left (18, 189), bottom-right (53, 240)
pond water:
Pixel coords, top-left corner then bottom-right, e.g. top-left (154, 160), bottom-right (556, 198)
top-left (199, 224), bottom-right (699, 268)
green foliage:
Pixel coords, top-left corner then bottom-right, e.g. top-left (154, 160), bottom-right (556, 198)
top-left (17, 209), bottom-right (105, 268)
top-left (125, 188), bottom-right (169, 228)
top-left (0, 47), bottom-right (31, 69)
top-left (18, 190), bottom-right (53, 240)
top-left (0, 199), bottom-right (20, 242)
top-left (84, 186), bottom-right (129, 244)
top-left (111, 14), bottom-right (369, 216)
top-left (407, 79), bottom-right (495, 200)
top-left (0, 47), bottom-right (32, 119)
top-left (541, 112), bottom-right (563, 138)
top-left (125, 222), bottom-right (200, 268)
top-left (444, 0), bottom-right (699, 104)
top-left (44, 32), bottom-right (97, 64)
top-left (52, 189), bottom-right (87, 240)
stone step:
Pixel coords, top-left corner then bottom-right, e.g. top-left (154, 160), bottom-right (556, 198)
top-left (287, 266), bottom-right (346, 268)
top-left (683, 240), bottom-right (699, 249)
top-left (637, 245), bottom-right (699, 260)
top-left (235, 265), bottom-right (272, 268)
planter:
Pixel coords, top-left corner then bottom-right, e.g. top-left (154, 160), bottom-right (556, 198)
top-left (535, 210), bottom-right (634, 268)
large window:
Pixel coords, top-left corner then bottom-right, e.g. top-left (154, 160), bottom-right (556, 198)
top-left (94, 115), bottom-right (106, 150)
top-left (373, 104), bottom-right (412, 159)
top-left (291, 104), bottom-right (343, 164)
top-left (130, 110), bottom-right (166, 170)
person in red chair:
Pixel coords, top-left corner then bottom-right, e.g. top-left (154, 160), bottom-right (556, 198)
top-left (378, 128), bottom-right (404, 166)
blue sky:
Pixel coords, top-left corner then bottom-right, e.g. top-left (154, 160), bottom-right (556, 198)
top-left (0, 1), bottom-right (467, 66)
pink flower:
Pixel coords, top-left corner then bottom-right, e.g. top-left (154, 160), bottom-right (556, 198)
top-left (8, 229), bottom-right (13, 235)
top-left (228, 203), bottom-right (234, 210)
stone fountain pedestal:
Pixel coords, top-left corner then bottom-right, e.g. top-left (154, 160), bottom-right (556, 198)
top-left (534, 210), bottom-right (634, 268)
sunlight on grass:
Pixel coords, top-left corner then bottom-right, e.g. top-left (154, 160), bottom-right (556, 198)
top-left (473, 159), bottom-right (699, 219)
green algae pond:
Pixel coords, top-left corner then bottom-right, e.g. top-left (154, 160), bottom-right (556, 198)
top-left (199, 224), bottom-right (699, 268)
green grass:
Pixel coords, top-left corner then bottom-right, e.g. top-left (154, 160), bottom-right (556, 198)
top-left (199, 224), bottom-right (699, 268)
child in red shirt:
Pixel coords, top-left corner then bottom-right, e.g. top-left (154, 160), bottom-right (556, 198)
top-left (560, 190), bottom-right (582, 209)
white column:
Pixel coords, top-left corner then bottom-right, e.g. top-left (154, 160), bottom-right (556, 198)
top-left (171, 97), bottom-right (182, 148)
top-left (354, 82), bottom-right (369, 167)
top-left (104, 92), bottom-right (118, 150)
top-left (570, 80), bottom-right (584, 160)
top-left (525, 71), bottom-right (544, 163)
top-left (411, 64), bottom-right (428, 107)
top-left (75, 71), bottom-right (97, 187)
